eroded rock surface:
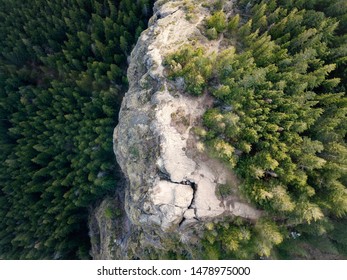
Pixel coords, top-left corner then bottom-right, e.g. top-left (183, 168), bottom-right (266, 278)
top-left (113, 0), bottom-right (260, 239)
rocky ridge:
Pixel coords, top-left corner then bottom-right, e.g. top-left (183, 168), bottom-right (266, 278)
top-left (114, 0), bottom-right (260, 229)
top-left (91, 0), bottom-right (260, 259)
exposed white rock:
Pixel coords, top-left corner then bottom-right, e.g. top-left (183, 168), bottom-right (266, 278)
top-left (113, 0), bottom-right (261, 232)
top-left (152, 180), bottom-right (193, 208)
top-left (184, 209), bottom-right (196, 220)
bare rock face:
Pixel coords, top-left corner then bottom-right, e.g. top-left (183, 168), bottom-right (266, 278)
top-left (113, 0), bottom-right (260, 234)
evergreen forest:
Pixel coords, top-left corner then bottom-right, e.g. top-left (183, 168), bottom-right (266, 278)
top-left (0, 0), bottom-right (153, 259)
top-left (165, 0), bottom-right (347, 259)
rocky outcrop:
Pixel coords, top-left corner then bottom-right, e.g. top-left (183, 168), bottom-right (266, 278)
top-left (113, 0), bottom-right (260, 235)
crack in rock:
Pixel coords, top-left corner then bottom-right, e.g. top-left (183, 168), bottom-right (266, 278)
top-left (178, 217), bottom-right (186, 227)
top-left (187, 181), bottom-right (197, 209)
top-left (156, 7), bottom-right (180, 20)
